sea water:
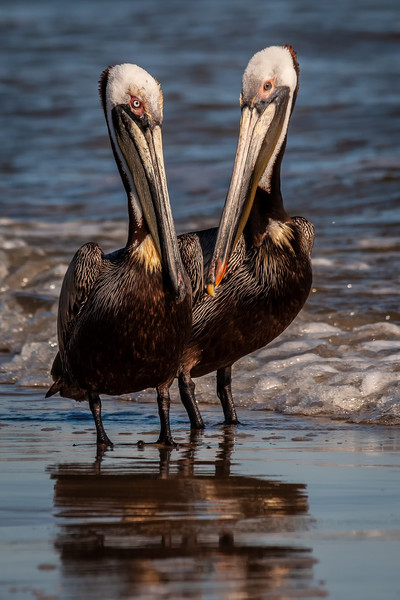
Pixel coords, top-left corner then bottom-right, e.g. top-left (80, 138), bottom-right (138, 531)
top-left (1, 0), bottom-right (399, 425)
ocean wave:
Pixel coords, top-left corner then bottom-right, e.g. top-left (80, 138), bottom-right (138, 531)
top-left (1, 319), bottom-right (399, 427)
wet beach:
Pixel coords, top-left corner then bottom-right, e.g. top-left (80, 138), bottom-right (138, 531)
top-left (1, 0), bottom-right (400, 597)
top-left (1, 392), bottom-right (400, 599)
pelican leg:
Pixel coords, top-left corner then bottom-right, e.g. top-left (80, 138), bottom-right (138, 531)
top-left (88, 392), bottom-right (114, 447)
top-left (217, 366), bottom-right (239, 425)
top-left (178, 371), bottom-right (204, 430)
top-left (156, 385), bottom-right (177, 447)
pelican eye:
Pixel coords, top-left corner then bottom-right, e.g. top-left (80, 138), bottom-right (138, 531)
top-left (129, 96), bottom-right (145, 116)
top-left (263, 81), bottom-right (272, 91)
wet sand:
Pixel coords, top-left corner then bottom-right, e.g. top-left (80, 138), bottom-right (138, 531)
top-left (1, 387), bottom-right (400, 600)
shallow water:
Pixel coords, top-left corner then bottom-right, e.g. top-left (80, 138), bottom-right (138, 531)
top-left (1, 398), bottom-right (400, 599)
top-left (0, 2), bottom-right (400, 596)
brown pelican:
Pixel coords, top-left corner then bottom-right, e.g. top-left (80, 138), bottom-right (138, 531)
top-left (46, 64), bottom-right (192, 447)
top-left (176, 46), bottom-right (314, 426)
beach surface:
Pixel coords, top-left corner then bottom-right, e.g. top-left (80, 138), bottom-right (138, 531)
top-left (1, 387), bottom-right (400, 600)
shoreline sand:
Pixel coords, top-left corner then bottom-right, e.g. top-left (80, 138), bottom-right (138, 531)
top-left (1, 388), bottom-right (400, 599)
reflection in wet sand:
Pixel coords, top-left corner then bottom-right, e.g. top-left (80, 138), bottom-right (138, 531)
top-left (48, 430), bottom-right (326, 599)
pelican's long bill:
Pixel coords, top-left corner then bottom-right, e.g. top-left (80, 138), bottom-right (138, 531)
top-left (112, 106), bottom-right (187, 303)
top-left (206, 85), bottom-right (291, 295)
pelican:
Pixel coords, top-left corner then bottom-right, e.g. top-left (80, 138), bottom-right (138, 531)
top-left (176, 46), bottom-right (314, 426)
top-left (46, 64), bottom-right (192, 447)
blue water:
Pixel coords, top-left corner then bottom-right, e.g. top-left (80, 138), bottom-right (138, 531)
top-left (1, 0), bottom-right (400, 413)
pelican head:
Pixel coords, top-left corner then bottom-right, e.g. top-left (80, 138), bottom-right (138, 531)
top-left (99, 64), bottom-right (187, 303)
top-left (206, 46), bottom-right (299, 294)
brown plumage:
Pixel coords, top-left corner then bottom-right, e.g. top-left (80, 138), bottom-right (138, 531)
top-left (47, 64), bottom-right (192, 447)
top-left (174, 46), bottom-right (314, 426)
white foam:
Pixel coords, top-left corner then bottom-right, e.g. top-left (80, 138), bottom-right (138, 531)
top-left (363, 340), bottom-right (400, 352)
top-left (358, 237), bottom-right (399, 249)
top-left (360, 371), bottom-right (396, 396)
top-left (344, 260), bottom-right (371, 271)
top-left (311, 257), bottom-right (335, 267)
top-left (0, 341), bottom-right (55, 387)
top-left (299, 322), bottom-right (342, 337)
top-left (1, 238), bottom-right (27, 249)
top-left (385, 353), bottom-right (400, 363)
top-left (222, 319), bottom-right (400, 425)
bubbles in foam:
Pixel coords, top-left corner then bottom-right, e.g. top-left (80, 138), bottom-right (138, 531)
top-left (0, 341), bottom-right (55, 387)
top-left (244, 320), bottom-right (400, 425)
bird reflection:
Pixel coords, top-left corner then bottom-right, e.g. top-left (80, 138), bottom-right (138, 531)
top-left (48, 429), bottom-right (325, 599)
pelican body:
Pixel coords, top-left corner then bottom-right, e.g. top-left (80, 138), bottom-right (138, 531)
top-left (47, 64), bottom-right (191, 447)
top-left (176, 46), bottom-right (314, 426)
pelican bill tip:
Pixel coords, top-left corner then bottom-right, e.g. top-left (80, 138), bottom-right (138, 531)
top-left (206, 283), bottom-right (215, 297)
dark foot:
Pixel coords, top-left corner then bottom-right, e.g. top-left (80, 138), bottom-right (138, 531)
top-left (191, 420), bottom-right (205, 431)
top-left (156, 435), bottom-right (178, 448)
top-left (223, 418), bottom-right (240, 426)
top-left (95, 444), bottom-right (109, 465)
top-left (96, 432), bottom-right (114, 448)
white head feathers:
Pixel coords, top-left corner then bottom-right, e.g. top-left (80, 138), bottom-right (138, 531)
top-left (105, 63), bottom-right (163, 125)
top-left (242, 46), bottom-right (298, 104)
